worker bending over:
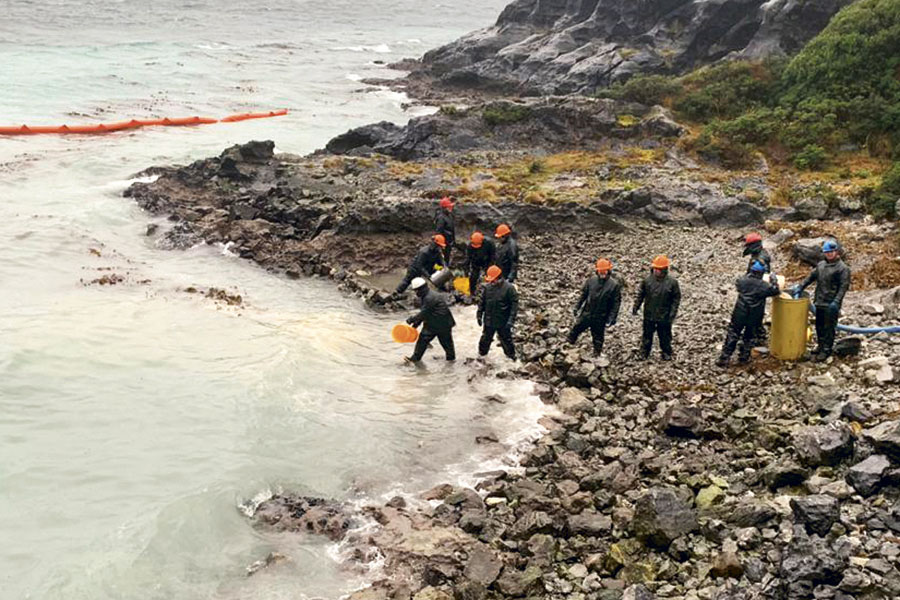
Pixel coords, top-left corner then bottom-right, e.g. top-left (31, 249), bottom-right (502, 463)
top-left (434, 197), bottom-right (456, 266)
top-left (464, 231), bottom-right (496, 298)
top-left (633, 255), bottom-right (681, 361)
top-left (477, 266), bottom-right (518, 360)
top-left (494, 224), bottom-right (519, 283)
top-left (406, 278), bottom-right (456, 363)
top-left (716, 260), bottom-right (781, 367)
top-left (791, 240), bottom-right (851, 362)
top-left (567, 258), bottom-right (621, 355)
top-left (394, 235), bottom-right (447, 295)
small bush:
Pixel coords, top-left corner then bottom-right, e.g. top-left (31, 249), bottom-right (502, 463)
top-left (882, 162), bottom-right (900, 196)
top-left (601, 74), bottom-right (683, 105)
top-left (676, 60), bottom-right (782, 121)
top-left (693, 127), bottom-right (757, 169)
top-left (482, 103), bottom-right (532, 127)
top-left (793, 145), bottom-right (829, 170)
top-left (616, 114), bottom-right (640, 127)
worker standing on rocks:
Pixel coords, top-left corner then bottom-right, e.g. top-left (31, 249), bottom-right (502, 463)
top-left (464, 231), bottom-right (496, 297)
top-left (743, 232), bottom-right (771, 274)
top-left (394, 235), bottom-right (447, 296)
top-left (434, 197), bottom-right (455, 266)
top-left (567, 258), bottom-right (621, 355)
top-left (477, 266), bottom-right (518, 360)
top-left (632, 255), bottom-right (681, 361)
top-left (494, 223), bottom-right (519, 283)
top-left (716, 260), bottom-right (781, 367)
top-left (406, 277), bottom-right (456, 363)
top-left (791, 240), bottom-right (851, 362)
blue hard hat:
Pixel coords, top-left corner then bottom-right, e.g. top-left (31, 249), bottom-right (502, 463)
top-left (822, 240), bottom-right (838, 252)
top-left (750, 260), bottom-right (766, 273)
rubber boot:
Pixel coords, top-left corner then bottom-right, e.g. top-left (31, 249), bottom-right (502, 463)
top-left (716, 355), bottom-right (730, 368)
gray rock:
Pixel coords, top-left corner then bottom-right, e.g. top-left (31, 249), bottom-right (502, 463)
top-left (790, 495), bottom-right (840, 536)
top-left (793, 423), bottom-right (854, 467)
top-left (511, 510), bottom-right (557, 539)
top-left (761, 458), bottom-right (809, 490)
top-left (495, 566), bottom-right (543, 597)
top-left (463, 547), bottom-right (502, 586)
top-left (710, 551), bottom-right (744, 579)
top-left (623, 584), bottom-right (656, 600)
top-left (863, 420), bottom-right (900, 462)
top-left (660, 402), bottom-right (703, 438)
top-left (631, 487), bottom-right (698, 549)
top-left (780, 529), bottom-right (845, 587)
top-left (793, 196), bottom-right (829, 220)
top-left (726, 502), bottom-right (778, 527)
top-left (847, 455), bottom-right (891, 496)
top-left (567, 511), bottom-right (613, 536)
top-left (793, 237), bottom-right (839, 266)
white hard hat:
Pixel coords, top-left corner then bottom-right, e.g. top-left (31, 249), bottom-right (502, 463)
top-left (410, 277), bottom-right (428, 290)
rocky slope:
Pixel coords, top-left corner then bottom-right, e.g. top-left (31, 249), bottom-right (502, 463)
top-left (400, 0), bottom-right (854, 96)
top-left (126, 108), bottom-right (900, 598)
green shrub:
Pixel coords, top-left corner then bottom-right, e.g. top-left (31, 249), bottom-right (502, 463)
top-left (793, 145), bottom-right (829, 170)
top-left (881, 162), bottom-right (900, 196)
top-left (693, 127), bottom-right (757, 169)
top-left (601, 74), bottom-right (684, 105)
top-left (482, 103), bottom-right (532, 127)
top-left (675, 60), bottom-right (783, 121)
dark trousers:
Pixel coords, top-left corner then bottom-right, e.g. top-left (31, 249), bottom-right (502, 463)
top-left (567, 314), bottom-right (607, 354)
top-left (396, 268), bottom-right (424, 294)
top-left (815, 305), bottom-right (839, 355)
top-left (442, 244), bottom-right (453, 268)
top-left (410, 328), bottom-right (455, 362)
top-left (641, 320), bottom-right (673, 358)
top-left (467, 265), bottom-right (486, 297)
top-left (720, 318), bottom-right (757, 361)
top-left (479, 326), bottom-right (516, 359)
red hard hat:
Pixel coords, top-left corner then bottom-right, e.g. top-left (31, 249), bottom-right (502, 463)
top-left (485, 265), bottom-right (502, 282)
top-left (495, 223), bottom-right (511, 238)
top-left (595, 258), bottom-right (612, 273)
top-left (440, 197), bottom-right (454, 209)
top-left (433, 234), bottom-right (447, 248)
top-left (470, 231), bottom-right (484, 248)
top-left (745, 232), bottom-right (762, 244)
top-left (651, 255), bottom-right (670, 269)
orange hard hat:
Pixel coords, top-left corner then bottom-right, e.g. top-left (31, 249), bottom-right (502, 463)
top-left (595, 258), bottom-right (612, 273)
top-left (440, 197), bottom-right (454, 209)
top-left (433, 234), bottom-right (447, 248)
top-left (485, 265), bottom-right (502, 282)
top-left (745, 232), bottom-right (762, 244)
top-left (651, 255), bottom-right (670, 269)
top-left (470, 231), bottom-right (484, 248)
top-left (495, 223), bottom-right (511, 238)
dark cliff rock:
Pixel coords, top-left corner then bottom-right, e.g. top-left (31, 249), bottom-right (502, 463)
top-left (409, 0), bottom-right (854, 95)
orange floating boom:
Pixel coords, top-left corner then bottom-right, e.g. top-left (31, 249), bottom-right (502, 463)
top-left (0, 111), bottom-right (285, 136)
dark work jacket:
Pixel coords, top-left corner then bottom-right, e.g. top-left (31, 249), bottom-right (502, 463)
top-left (464, 238), bottom-right (496, 270)
top-left (801, 258), bottom-right (851, 307)
top-left (743, 243), bottom-right (772, 274)
top-left (731, 273), bottom-right (780, 325)
top-left (434, 209), bottom-right (455, 245)
top-left (409, 243), bottom-right (445, 277)
top-left (575, 273), bottom-right (622, 323)
top-left (495, 237), bottom-right (519, 282)
top-left (410, 290), bottom-right (456, 333)
top-left (477, 279), bottom-right (519, 329)
top-left (633, 271), bottom-right (681, 323)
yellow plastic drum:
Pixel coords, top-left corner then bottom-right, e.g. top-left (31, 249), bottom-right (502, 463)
top-left (770, 296), bottom-right (810, 360)
top-left (453, 276), bottom-right (471, 295)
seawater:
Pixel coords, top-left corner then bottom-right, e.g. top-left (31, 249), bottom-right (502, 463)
top-left (0, 2), bottom-right (543, 599)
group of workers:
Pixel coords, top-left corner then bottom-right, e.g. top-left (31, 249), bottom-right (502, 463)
top-left (398, 198), bottom-right (852, 367)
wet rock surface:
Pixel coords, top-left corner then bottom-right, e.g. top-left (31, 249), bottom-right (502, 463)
top-left (395, 0), bottom-right (853, 97)
top-left (127, 115), bottom-right (900, 600)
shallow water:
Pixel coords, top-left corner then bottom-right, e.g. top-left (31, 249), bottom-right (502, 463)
top-left (0, 2), bottom-right (540, 598)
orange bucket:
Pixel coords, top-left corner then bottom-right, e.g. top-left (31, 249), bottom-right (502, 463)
top-left (391, 323), bottom-right (419, 343)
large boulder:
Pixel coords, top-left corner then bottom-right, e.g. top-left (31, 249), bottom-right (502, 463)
top-left (846, 454), bottom-right (891, 496)
top-left (790, 495), bottom-right (840, 536)
top-left (660, 402), bottom-right (703, 438)
top-left (463, 547), bottom-right (503, 586)
top-left (792, 237), bottom-right (840, 266)
top-left (793, 423), bottom-right (853, 467)
top-left (863, 420), bottom-right (900, 462)
top-left (631, 487), bottom-right (698, 549)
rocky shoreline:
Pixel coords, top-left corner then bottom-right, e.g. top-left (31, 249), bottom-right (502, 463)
top-left (124, 86), bottom-right (900, 600)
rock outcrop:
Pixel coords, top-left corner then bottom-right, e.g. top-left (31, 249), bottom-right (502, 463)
top-left (406, 0), bottom-right (854, 96)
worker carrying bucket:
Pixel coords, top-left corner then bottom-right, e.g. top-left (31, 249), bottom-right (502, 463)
top-left (716, 260), bottom-right (781, 367)
top-left (404, 277), bottom-right (456, 364)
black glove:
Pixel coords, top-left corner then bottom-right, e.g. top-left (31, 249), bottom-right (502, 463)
top-left (406, 316), bottom-right (416, 325)
top-left (477, 315), bottom-right (483, 326)
top-left (607, 319), bottom-right (617, 327)
top-left (573, 307), bottom-right (580, 316)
